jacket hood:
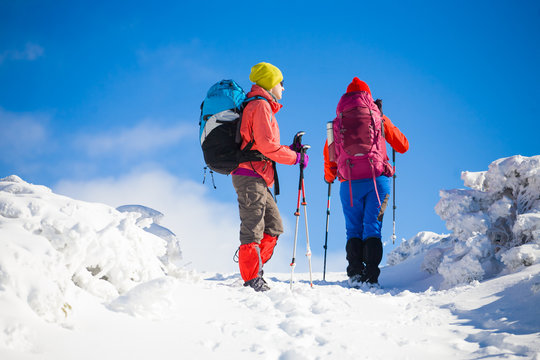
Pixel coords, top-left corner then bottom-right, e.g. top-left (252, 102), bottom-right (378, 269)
top-left (248, 85), bottom-right (282, 114)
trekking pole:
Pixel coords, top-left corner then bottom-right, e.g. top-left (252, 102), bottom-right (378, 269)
top-left (290, 168), bottom-right (301, 290)
top-left (392, 149), bottom-right (396, 244)
top-left (322, 182), bottom-right (331, 281)
top-left (290, 131), bottom-right (305, 290)
top-left (300, 145), bottom-right (313, 288)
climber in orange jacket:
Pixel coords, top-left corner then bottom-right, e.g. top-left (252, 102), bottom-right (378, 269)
top-left (232, 62), bottom-right (308, 292)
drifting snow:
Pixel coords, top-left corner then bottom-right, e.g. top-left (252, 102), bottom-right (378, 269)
top-left (116, 204), bottom-right (182, 269)
top-left (0, 155), bottom-right (539, 359)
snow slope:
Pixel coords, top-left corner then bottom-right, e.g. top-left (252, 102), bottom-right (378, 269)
top-left (1, 156), bottom-right (539, 359)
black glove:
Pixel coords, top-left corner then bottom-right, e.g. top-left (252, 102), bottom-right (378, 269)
top-left (374, 99), bottom-right (383, 115)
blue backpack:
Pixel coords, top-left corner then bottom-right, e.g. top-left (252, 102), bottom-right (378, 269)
top-left (199, 80), bottom-right (267, 175)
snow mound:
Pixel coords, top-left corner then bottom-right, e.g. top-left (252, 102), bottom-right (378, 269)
top-left (389, 155), bottom-right (540, 288)
top-left (0, 175), bottom-right (180, 323)
top-left (116, 204), bottom-right (182, 268)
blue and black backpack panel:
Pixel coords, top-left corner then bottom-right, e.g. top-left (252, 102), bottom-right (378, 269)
top-left (199, 80), bottom-right (267, 175)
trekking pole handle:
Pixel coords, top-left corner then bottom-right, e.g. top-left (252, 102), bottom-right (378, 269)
top-left (293, 131), bottom-right (306, 146)
top-left (291, 131), bottom-right (306, 153)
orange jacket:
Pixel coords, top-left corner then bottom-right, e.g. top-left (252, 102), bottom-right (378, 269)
top-left (324, 114), bottom-right (409, 183)
top-left (238, 85), bottom-right (297, 187)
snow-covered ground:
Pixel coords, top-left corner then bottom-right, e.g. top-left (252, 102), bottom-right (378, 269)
top-left (1, 155), bottom-right (539, 359)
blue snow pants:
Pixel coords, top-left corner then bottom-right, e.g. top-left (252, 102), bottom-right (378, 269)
top-left (339, 176), bottom-right (391, 240)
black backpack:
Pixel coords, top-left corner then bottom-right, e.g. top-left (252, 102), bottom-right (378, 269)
top-left (199, 80), bottom-right (267, 175)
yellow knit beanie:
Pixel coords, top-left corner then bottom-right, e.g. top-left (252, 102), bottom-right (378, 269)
top-left (249, 62), bottom-right (283, 90)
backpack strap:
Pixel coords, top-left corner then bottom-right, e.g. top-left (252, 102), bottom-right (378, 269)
top-left (240, 95), bottom-right (269, 150)
top-left (272, 161), bottom-right (280, 199)
top-left (369, 103), bottom-right (383, 208)
top-left (242, 95), bottom-right (268, 109)
top-left (375, 99), bottom-right (385, 138)
top-left (370, 159), bottom-right (383, 208)
top-left (199, 101), bottom-right (204, 125)
top-left (241, 95), bottom-right (280, 198)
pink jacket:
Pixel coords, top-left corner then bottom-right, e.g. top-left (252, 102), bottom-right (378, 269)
top-left (238, 85), bottom-right (297, 187)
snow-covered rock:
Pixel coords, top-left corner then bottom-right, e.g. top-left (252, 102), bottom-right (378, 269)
top-left (386, 231), bottom-right (450, 267)
top-left (389, 155), bottom-right (540, 288)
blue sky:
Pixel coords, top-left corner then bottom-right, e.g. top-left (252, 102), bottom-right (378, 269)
top-left (1, 1), bottom-right (539, 273)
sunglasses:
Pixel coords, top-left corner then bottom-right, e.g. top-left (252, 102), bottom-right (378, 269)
top-left (280, 81), bottom-right (284, 87)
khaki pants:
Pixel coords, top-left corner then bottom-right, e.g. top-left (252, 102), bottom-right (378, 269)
top-left (232, 175), bottom-right (284, 245)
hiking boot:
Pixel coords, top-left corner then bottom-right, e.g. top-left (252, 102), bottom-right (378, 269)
top-left (361, 237), bottom-right (383, 284)
top-left (244, 276), bottom-right (270, 292)
top-left (348, 274), bottom-right (363, 288)
top-left (360, 270), bottom-right (380, 283)
top-left (346, 237), bottom-right (365, 277)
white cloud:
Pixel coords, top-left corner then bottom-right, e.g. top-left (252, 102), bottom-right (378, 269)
top-left (0, 108), bottom-right (48, 156)
top-left (54, 169), bottom-right (241, 273)
top-left (76, 121), bottom-right (194, 157)
top-left (0, 43), bottom-right (44, 64)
